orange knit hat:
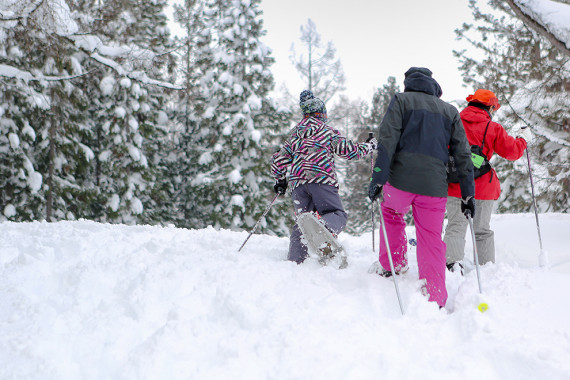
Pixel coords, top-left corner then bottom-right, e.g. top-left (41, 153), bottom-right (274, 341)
top-left (466, 89), bottom-right (501, 110)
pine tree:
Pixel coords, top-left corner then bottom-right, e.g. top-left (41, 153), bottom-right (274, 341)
top-left (73, 0), bottom-right (177, 224)
top-left (169, 0), bottom-right (216, 228)
top-left (0, 2), bottom-right (92, 222)
top-left (370, 76), bottom-right (400, 130)
top-left (123, 0), bottom-right (177, 225)
top-left (289, 18), bottom-right (346, 103)
top-left (180, 0), bottom-right (291, 234)
top-left (0, 64), bottom-right (45, 221)
top-left (455, 0), bottom-right (569, 212)
top-left (341, 77), bottom-right (401, 234)
top-left (1, 0), bottom-right (179, 223)
top-left (0, 16), bottom-right (45, 221)
top-left (329, 96), bottom-right (371, 235)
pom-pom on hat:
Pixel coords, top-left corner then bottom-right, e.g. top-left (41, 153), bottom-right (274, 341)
top-left (299, 90), bottom-right (327, 121)
top-left (466, 89), bottom-right (501, 110)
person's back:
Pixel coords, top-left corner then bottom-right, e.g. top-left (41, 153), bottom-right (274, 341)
top-left (271, 90), bottom-right (376, 265)
top-left (448, 101), bottom-right (527, 200)
top-left (368, 67), bottom-right (475, 309)
top-left (445, 89), bottom-right (529, 270)
top-left (374, 67), bottom-right (473, 199)
top-left (273, 115), bottom-right (370, 190)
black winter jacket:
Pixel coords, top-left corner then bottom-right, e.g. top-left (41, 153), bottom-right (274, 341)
top-left (372, 72), bottom-right (474, 198)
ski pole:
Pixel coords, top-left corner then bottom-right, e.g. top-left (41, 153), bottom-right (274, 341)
top-left (465, 210), bottom-right (483, 294)
top-left (238, 193), bottom-right (280, 252)
top-left (377, 198), bottom-right (405, 315)
top-left (369, 132), bottom-right (375, 252)
top-left (521, 127), bottom-right (547, 267)
top-left (371, 201), bottom-right (375, 252)
top-left (502, 96), bottom-right (547, 267)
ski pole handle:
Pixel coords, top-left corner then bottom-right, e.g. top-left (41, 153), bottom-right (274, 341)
top-left (368, 131), bottom-right (375, 170)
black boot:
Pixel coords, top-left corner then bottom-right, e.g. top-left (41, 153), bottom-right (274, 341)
top-left (446, 262), bottom-right (464, 276)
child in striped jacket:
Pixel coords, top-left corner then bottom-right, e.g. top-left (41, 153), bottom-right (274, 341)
top-left (271, 90), bottom-right (376, 263)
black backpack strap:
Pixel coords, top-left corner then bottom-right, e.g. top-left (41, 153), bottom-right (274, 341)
top-left (480, 121), bottom-right (491, 154)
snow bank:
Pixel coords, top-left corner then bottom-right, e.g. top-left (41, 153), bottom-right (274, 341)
top-left (0, 213), bottom-right (569, 379)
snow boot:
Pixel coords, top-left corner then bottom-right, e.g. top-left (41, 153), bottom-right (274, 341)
top-left (446, 262), bottom-right (464, 276)
top-left (368, 261), bottom-right (409, 278)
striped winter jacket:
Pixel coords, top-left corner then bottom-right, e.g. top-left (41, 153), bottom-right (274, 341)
top-left (271, 116), bottom-right (373, 190)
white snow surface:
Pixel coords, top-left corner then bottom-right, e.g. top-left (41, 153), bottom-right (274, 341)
top-left (1, 213), bottom-right (569, 379)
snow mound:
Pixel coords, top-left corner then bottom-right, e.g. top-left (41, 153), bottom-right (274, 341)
top-left (0, 213), bottom-right (569, 379)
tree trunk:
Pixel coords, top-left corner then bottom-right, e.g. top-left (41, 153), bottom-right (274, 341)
top-left (46, 116), bottom-right (56, 222)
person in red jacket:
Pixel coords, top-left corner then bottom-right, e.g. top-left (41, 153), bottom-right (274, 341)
top-left (444, 89), bottom-right (532, 273)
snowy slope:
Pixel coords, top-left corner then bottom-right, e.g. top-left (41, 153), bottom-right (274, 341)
top-left (1, 213), bottom-right (570, 380)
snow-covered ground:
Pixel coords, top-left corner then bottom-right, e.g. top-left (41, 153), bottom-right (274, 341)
top-left (1, 213), bottom-right (569, 380)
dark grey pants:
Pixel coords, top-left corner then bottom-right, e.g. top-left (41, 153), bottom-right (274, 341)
top-left (288, 183), bottom-right (348, 263)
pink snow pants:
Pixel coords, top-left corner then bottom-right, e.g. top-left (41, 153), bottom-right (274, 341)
top-left (378, 183), bottom-right (448, 307)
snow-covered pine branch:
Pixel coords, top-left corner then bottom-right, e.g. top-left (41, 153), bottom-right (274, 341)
top-left (1, 0), bottom-right (182, 90)
top-left (69, 35), bottom-right (183, 90)
top-left (0, 63), bottom-right (94, 82)
top-left (507, 0), bottom-right (570, 57)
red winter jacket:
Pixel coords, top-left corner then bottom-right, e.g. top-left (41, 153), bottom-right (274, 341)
top-left (448, 106), bottom-right (527, 200)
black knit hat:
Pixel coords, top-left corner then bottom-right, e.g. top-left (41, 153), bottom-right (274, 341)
top-left (403, 66), bottom-right (442, 98)
top-left (299, 90), bottom-right (327, 120)
top-left (404, 67), bottom-right (433, 78)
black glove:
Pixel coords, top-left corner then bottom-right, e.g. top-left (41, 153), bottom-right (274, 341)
top-left (368, 182), bottom-right (383, 202)
top-left (461, 196), bottom-right (476, 218)
top-left (274, 178), bottom-right (287, 195)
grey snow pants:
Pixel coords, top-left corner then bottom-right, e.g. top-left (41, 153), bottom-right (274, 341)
top-left (444, 196), bottom-right (496, 265)
top-left (288, 183), bottom-right (348, 263)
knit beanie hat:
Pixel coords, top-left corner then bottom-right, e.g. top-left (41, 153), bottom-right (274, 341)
top-left (466, 89), bottom-right (501, 110)
top-left (404, 67), bottom-right (433, 78)
top-left (299, 90), bottom-right (327, 121)
top-left (403, 67), bottom-right (442, 98)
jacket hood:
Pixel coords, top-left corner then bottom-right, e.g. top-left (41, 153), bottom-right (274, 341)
top-left (460, 105), bottom-right (492, 123)
top-left (295, 116), bottom-right (325, 139)
top-left (403, 72), bottom-right (443, 98)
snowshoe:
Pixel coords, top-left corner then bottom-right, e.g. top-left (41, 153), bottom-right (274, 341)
top-left (368, 261), bottom-right (408, 278)
top-left (296, 212), bottom-right (347, 269)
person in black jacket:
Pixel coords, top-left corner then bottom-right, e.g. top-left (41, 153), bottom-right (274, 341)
top-left (368, 67), bottom-right (475, 308)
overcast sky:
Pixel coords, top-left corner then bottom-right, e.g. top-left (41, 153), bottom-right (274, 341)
top-left (166, 0), bottom-right (477, 105)
top-left (259, 0), bottom-right (476, 105)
